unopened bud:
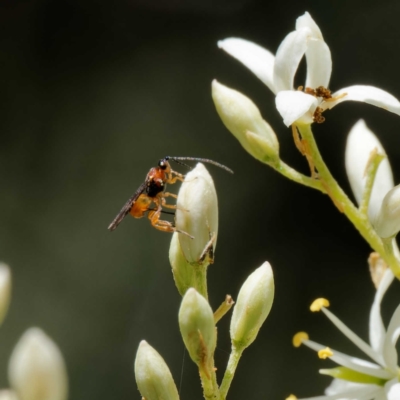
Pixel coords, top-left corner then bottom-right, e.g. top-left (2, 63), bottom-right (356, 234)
top-left (0, 263), bottom-right (11, 326)
top-left (9, 328), bottom-right (68, 400)
top-left (374, 185), bottom-right (400, 238)
top-left (212, 80), bottom-right (279, 164)
top-left (345, 120), bottom-right (394, 223)
top-left (175, 163), bottom-right (217, 265)
top-left (178, 288), bottom-right (216, 375)
top-left (134, 341), bottom-right (179, 400)
top-left (169, 232), bottom-right (195, 296)
top-left (0, 390), bottom-right (18, 400)
top-left (230, 262), bottom-right (274, 349)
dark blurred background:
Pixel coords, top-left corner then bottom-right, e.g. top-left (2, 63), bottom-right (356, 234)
top-left (1, 0), bottom-right (400, 399)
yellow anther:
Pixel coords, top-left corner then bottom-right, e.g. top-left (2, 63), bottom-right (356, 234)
top-left (286, 395), bottom-right (297, 400)
top-left (318, 347), bottom-right (333, 359)
top-left (292, 332), bottom-right (309, 347)
top-left (310, 298), bottom-right (330, 312)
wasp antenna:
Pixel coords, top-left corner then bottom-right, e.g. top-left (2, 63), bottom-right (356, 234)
top-left (167, 156), bottom-right (233, 174)
top-left (168, 158), bottom-right (193, 170)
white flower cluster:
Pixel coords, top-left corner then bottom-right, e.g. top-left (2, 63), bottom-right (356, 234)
top-left (213, 11), bottom-right (400, 400)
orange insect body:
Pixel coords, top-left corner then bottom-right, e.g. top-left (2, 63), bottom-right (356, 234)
top-left (129, 167), bottom-right (168, 219)
top-left (108, 156), bottom-right (233, 235)
top-left (129, 194), bottom-right (152, 219)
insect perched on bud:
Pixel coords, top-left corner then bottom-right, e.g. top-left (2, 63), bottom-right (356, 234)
top-left (108, 156), bottom-right (232, 236)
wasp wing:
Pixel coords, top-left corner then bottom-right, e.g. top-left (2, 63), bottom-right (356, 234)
top-left (108, 182), bottom-right (147, 231)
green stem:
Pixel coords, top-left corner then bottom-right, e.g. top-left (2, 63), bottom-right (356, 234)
top-left (274, 160), bottom-right (327, 193)
top-left (193, 264), bottom-right (208, 300)
top-left (214, 295), bottom-right (234, 324)
top-left (199, 363), bottom-right (221, 400)
top-left (382, 238), bottom-right (400, 273)
top-left (219, 344), bottom-right (244, 399)
top-left (297, 124), bottom-right (400, 279)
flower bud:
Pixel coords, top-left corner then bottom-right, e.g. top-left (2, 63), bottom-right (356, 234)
top-left (178, 288), bottom-right (216, 375)
top-left (169, 232), bottom-right (195, 296)
top-left (175, 163), bottom-right (217, 265)
top-left (0, 263), bottom-right (11, 326)
top-left (0, 390), bottom-right (18, 400)
top-left (212, 80), bottom-right (279, 164)
top-left (230, 262), bottom-right (274, 349)
top-left (134, 341), bottom-right (179, 400)
top-left (9, 328), bottom-right (68, 400)
top-left (345, 119), bottom-right (394, 224)
top-left (374, 184), bottom-right (400, 238)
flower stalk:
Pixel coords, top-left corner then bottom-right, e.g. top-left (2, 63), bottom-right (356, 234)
top-left (219, 345), bottom-right (244, 399)
top-left (297, 123), bottom-right (400, 278)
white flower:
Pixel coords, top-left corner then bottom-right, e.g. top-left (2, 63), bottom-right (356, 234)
top-left (218, 12), bottom-right (400, 127)
top-left (291, 269), bottom-right (400, 400)
top-left (345, 120), bottom-right (394, 225)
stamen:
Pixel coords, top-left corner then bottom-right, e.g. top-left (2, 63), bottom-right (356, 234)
top-left (293, 332), bottom-right (309, 347)
top-left (285, 395), bottom-right (297, 400)
top-left (318, 347), bottom-right (333, 359)
top-left (310, 298), bottom-right (330, 312)
top-left (315, 86), bottom-right (332, 99)
top-left (313, 107), bottom-right (325, 123)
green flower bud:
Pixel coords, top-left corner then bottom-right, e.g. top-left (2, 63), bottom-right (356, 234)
top-left (9, 328), bottom-right (68, 400)
top-left (134, 341), bottom-right (179, 400)
top-left (178, 288), bottom-right (216, 376)
top-left (212, 80), bottom-right (279, 164)
top-left (230, 262), bottom-right (274, 349)
top-left (175, 163), bottom-right (217, 265)
top-left (374, 184), bottom-right (400, 238)
top-left (0, 263), bottom-right (11, 326)
top-left (169, 232), bottom-right (196, 296)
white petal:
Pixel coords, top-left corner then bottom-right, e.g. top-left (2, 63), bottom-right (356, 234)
top-left (297, 380), bottom-right (382, 400)
top-left (275, 90), bottom-right (318, 126)
top-left (296, 12), bottom-right (323, 39)
top-left (325, 379), bottom-right (364, 395)
top-left (218, 38), bottom-right (276, 94)
top-left (274, 29), bottom-right (309, 92)
top-left (321, 307), bottom-right (381, 365)
top-left (369, 268), bottom-right (394, 357)
top-left (383, 303), bottom-right (400, 371)
top-left (325, 379), bottom-right (383, 400)
top-left (345, 120), bottom-right (394, 224)
top-left (321, 85), bottom-right (400, 116)
top-left (385, 379), bottom-right (400, 400)
top-left (302, 339), bottom-right (392, 379)
top-left (374, 184), bottom-right (400, 238)
top-left (304, 39), bottom-right (332, 89)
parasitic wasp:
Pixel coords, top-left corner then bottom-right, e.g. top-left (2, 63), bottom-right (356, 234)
top-left (107, 156), bottom-right (233, 235)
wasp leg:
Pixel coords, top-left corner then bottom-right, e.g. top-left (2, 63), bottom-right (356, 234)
top-left (199, 231), bottom-right (216, 264)
top-left (162, 192), bottom-right (178, 210)
top-left (161, 193), bottom-right (189, 213)
top-left (164, 192), bottom-right (178, 199)
top-left (167, 170), bottom-right (185, 184)
top-left (148, 207), bottom-right (193, 238)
